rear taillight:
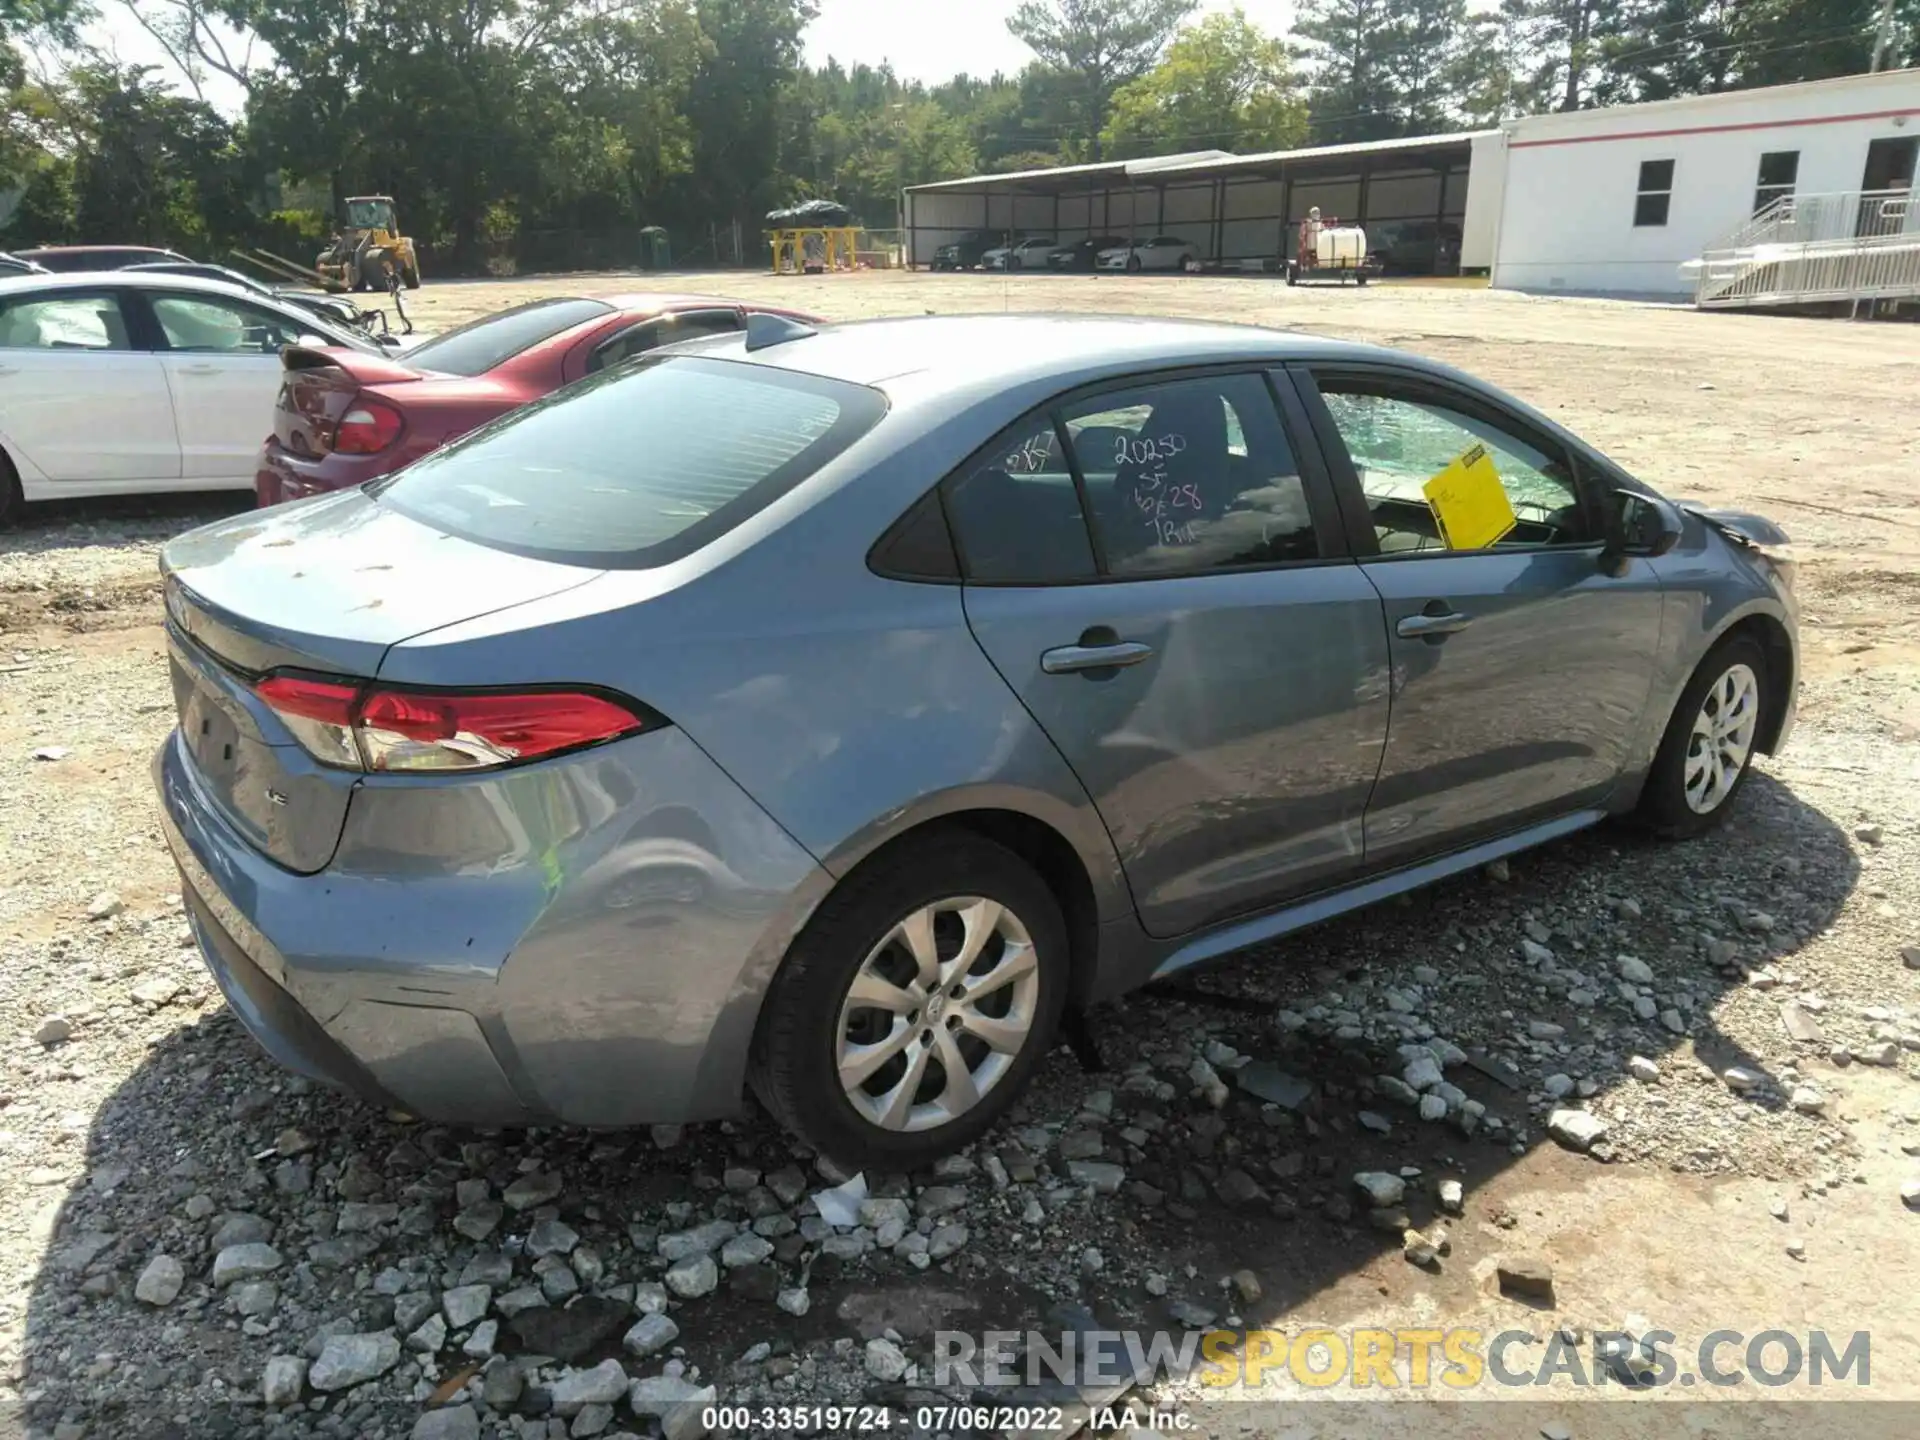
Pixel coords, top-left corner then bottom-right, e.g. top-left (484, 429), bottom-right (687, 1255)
top-left (255, 675), bottom-right (361, 768)
top-left (255, 676), bottom-right (649, 773)
top-left (333, 397), bottom-right (404, 454)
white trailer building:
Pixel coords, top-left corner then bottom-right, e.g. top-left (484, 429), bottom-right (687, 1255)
top-left (901, 67), bottom-right (1920, 304)
top-left (1484, 67), bottom-right (1920, 297)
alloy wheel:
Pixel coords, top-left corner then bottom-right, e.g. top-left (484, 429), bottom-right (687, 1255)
top-left (1683, 662), bottom-right (1759, 814)
top-left (836, 897), bottom-right (1040, 1133)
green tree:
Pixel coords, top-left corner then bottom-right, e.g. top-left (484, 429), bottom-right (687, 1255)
top-left (1501, 1), bottom-right (1630, 111)
top-left (1006, 0), bottom-right (1198, 159)
top-left (1387, 0), bottom-right (1471, 135)
top-left (1598, 1), bottom-right (1920, 99)
top-left (1292, 0), bottom-right (1406, 142)
top-left (1449, 3), bottom-right (1553, 122)
top-left (676, 0), bottom-right (815, 228)
top-left (2, 0), bottom-right (81, 41)
top-left (1103, 8), bottom-right (1307, 157)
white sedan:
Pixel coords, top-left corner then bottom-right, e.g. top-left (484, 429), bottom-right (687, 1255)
top-left (1096, 235), bottom-right (1201, 272)
top-left (0, 271), bottom-right (385, 523)
top-left (982, 237), bottom-right (1060, 271)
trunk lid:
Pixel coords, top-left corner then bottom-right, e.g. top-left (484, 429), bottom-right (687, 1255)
top-left (275, 346), bottom-right (424, 458)
top-left (162, 489), bottom-right (603, 872)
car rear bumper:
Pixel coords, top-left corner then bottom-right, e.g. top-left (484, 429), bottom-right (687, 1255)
top-left (154, 723), bottom-right (832, 1127)
top-left (255, 437), bottom-right (403, 508)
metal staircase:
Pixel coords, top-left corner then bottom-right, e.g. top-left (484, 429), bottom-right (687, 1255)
top-left (1687, 188), bottom-right (1920, 310)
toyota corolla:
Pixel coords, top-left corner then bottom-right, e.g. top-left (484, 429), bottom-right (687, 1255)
top-left (155, 313), bottom-right (1797, 1167)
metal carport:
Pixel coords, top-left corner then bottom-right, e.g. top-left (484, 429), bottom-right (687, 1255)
top-left (902, 131), bottom-right (1492, 275)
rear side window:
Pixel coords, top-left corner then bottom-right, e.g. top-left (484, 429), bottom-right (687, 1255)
top-left (371, 356), bottom-right (886, 568)
top-left (403, 297), bottom-right (614, 377)
top-left (586, 308), bottom-right (742, 374)
top-left (944, 417), bottom-right (1098, 583)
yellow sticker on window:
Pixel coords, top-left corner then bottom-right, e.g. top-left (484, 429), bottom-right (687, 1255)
top-left (1422, 442), bottom-right (1516, 551)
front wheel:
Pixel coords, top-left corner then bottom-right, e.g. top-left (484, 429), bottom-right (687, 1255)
top-left (402, 263), bottom-right (421, 290)
top-left (1636, 634), bottom-right (1768, 838)
top-left (751, 834), bottom-right (1069, 1168)
top-left (0, 448), bottom-right (24, 528)
top-left (1126, 254), bottom-right (1142, 272)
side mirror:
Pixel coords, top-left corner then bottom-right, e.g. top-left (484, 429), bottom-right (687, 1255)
top-left (1602, 489), bottom-right (1683, 574)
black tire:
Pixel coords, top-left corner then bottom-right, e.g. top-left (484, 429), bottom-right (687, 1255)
top-left (1356, 272), bottom-right (1370, 286)
top-left (1286, 263), bottom-right (1299, 286)
top-left (1126, 254), bottom-right (1142, 272)
top-left (1636, 633), bottom-right (1768, 839)
top-left (0, 446), bottom-right (23, 528)
top-left (751, 832), bottom-right (1070, 1169)
top-left (402, 263), bottom-right (421, 290)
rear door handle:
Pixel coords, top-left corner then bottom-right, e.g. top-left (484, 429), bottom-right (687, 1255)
top-left (1041, 641), bottom-right (1154, 675)
top-left (1396, 609), bottom-right (1473, 640)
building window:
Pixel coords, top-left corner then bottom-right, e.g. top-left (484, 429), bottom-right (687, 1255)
top-left (1753, 151), bottom-right (1799, 214)
top-left (1634, 159), bottom-right (1674, 227)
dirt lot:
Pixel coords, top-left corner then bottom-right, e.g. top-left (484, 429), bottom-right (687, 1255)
top-left (1, 272), bottom-right (1917, 1440)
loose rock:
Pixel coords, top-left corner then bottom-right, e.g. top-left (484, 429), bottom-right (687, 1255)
top-left (1497, 1256), bottom-right (1556, 1304)
top-left (308, 1332), bottom-right (402, 1392)
top-left (1546, 1109), bottom-right (1608, 1154)
top-left (134, 1254), bottom-right (185, 1307)
top-left (411, 1406), bottom-right (480, 1440)
top-left (261, 1355), bottom-right (306, 1407)
top-left (865, 1337), bottom-right (910, 1382)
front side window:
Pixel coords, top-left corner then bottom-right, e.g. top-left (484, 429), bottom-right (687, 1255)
top-left (0, 292), bottom-right (131, 350)
top-left (1754, 150), bottom-right (1799, 214)
top-left (1314, 380), bottom-right (1590, 553)
top-left (1635, 159), bottom-right (1675, 227)
top-left (151, 294), bottom-right (304, 353)
top-left (1061, 373), bottom-right (1317, 577)
top-left (372, 356), bottom-right (885, 568)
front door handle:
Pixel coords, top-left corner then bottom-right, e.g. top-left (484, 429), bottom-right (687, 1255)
top-left (176, 362), bottom-right (221, 376)
top-left (1041, 641), bottom-right (1154, 675)
top-left (1396, 608), bottom-right (1473, 640)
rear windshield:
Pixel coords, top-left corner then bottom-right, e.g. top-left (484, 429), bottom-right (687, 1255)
top-left (369, 355), bottom-right (887, 568)
top-left (402, 297), bottom-right (614, 377)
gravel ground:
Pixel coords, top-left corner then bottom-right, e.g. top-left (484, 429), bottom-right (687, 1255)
top-left (2, 276), bottom-right (1918, 1439)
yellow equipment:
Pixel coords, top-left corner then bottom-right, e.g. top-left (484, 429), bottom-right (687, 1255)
top-left (770, 226), bottom-right (859, 275)
top-left (316, 196), bottom-right (421, 293)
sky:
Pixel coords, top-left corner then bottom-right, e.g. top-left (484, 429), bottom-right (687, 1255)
top-left (84, 0), bottom-right (1304, 114)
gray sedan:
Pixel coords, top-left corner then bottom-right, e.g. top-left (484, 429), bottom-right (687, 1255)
top-left (153, 313), bottom-right (1797, 1166)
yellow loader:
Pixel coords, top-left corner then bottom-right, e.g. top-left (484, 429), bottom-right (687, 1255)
top-left (316, 195), bottom-right (421, 293)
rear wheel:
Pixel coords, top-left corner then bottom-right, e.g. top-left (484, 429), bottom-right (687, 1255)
top-left (751, 833), bottom-right (1069, 1168)
top-left (1636, 634), bottom-right (1768, 838)
top-left (402, 262), bottom-right (421, 290)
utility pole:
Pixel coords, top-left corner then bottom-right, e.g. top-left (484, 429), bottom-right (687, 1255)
top-left (1871, 0), bottom-right (1898, 73)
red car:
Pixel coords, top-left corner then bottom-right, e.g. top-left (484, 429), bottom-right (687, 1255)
top-left (255, 294), bottom-right (821, 506)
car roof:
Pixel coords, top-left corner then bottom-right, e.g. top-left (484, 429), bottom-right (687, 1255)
top-left (0, 269), bottom-right (296, 299)
top-left (696, 313), bottom-right (1403, 393)
top-left (598, 292), bottom-right (768, 313)
top-left (16, 245), bottom-right (180, 257)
